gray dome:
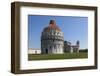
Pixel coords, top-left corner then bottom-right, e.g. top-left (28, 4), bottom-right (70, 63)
top-left (41, 20), bottom-right (64, 41)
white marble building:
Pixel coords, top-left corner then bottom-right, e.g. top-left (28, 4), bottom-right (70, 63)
top-left (28, 48), bottom-right (41, 54)
top-left (41, 20), bottom-right (64, 54)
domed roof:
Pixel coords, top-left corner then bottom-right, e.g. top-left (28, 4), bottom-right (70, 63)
top-left (43, 20), bottom-right (61, 32)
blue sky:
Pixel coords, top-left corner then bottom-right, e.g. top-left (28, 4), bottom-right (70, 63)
top-left (28, 15), bottom-right (88, 49)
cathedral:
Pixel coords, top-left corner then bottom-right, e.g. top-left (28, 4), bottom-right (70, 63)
top-left (41, 20), bottom-right (79, 54)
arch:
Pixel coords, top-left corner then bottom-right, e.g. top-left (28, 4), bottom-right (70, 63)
top-left (35, 50), bottom-right (37, 54)
top-left (54, 45), bottom-right (56, 49)
top-left (45, 48), bottom-right (48, 54)
top-left (50, 46), bottom-right (52, 49)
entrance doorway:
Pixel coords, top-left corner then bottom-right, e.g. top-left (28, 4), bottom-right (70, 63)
top-left (46, 49), bottom-right (48, 54)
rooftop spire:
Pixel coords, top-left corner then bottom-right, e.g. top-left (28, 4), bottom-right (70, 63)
top-left (49, 20), bottom-right (56, 25)
top-left (47, 20), bottom-right (61, 31)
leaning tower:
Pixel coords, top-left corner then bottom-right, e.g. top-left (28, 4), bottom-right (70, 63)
top-left (41, 20), bottom-right (64, 54)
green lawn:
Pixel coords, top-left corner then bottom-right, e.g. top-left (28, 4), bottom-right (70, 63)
top-left (28, 53), bottom-right (88, 61)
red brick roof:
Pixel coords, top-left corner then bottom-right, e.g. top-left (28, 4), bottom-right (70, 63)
top-left (44, 20), bottom-right (61, 31)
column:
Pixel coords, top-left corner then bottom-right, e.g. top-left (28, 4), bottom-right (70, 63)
top-left (55, 45), bottom-right (57, 53)
top-left (77, 46), bottom-right (79, 53)
top-left (70, 47), bottom-right (73, 53)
